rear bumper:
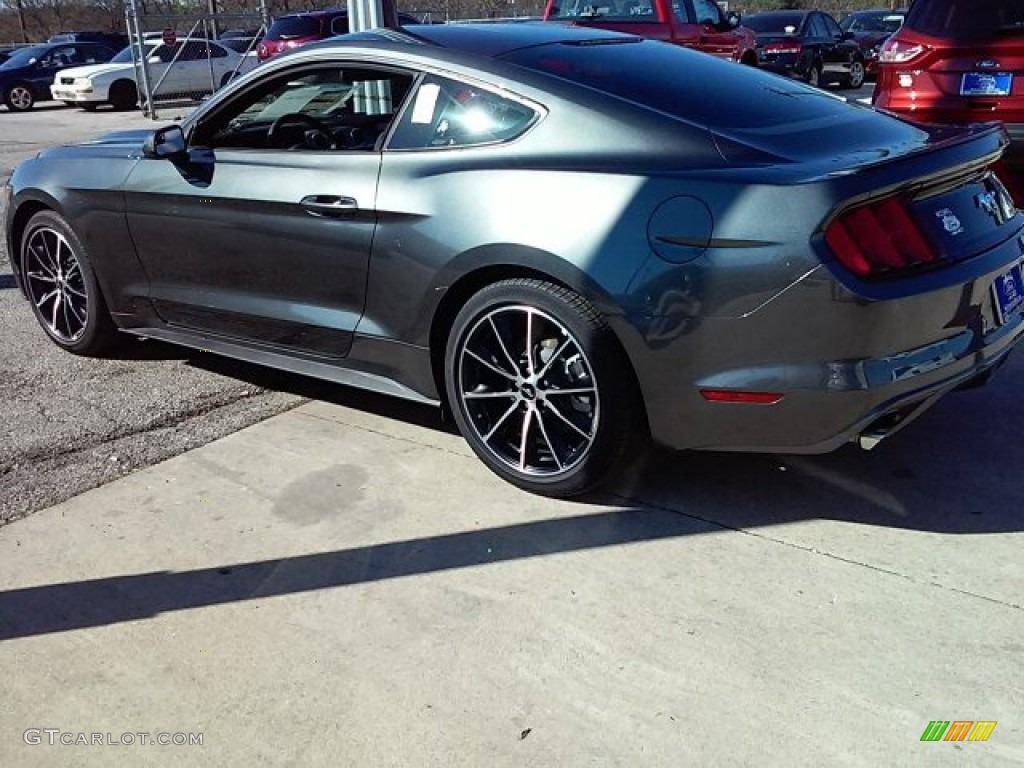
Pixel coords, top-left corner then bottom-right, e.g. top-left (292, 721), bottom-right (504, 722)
top-left (615, 241), bottom-right (1024, 454)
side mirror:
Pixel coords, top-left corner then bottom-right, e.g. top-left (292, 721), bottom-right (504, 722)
top-left (148, 55), bottom-right (162, 64)
top-left (841, 30), bottom-right (856, 41)
top-left (143, 125), bottom-right (187, 160)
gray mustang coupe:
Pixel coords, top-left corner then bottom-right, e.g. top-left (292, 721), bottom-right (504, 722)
top-left (6, 24), bottom-right (1024, 496)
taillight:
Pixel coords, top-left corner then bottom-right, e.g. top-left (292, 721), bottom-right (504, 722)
top-left (763, 41), bottom-right (802, 55)
top-left (824, 196), bottom-right (938, 278)
top-left (878, 38), bottom-right (928, 64)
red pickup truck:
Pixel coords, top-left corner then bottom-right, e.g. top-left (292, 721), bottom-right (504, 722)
top-left (543, 0), bottom-right (758, 65)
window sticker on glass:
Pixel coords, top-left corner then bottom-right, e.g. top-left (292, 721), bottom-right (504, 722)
top-left (411, 83), bottom-right (440, 124)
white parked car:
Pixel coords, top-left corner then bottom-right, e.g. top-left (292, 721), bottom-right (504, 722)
top-left (51, 39), bottom-right (257, 110)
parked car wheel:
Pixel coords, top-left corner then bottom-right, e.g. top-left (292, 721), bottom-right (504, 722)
top-left (806, 63), bottom-right (822, 88)
top-left (20, 211), bottom-right (120, 355)
top-left (108, 80), bottom-right (137, 111)
top-left (843, 59), bottom-right (866, 89)
top-left (444, 278), bottom-right (646, 497)
top-left (4, 83), bottom-right (34, 111)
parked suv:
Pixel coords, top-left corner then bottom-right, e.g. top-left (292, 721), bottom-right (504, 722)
top-left (543, 0), bottom-right (759, 65)
top-left (257, 7), bottom-right (420, 62)
top-left (873, 0), bottom-right (1024, 185)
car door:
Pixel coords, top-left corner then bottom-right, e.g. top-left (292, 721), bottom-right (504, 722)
top-left (123, 63), bottom-right (415, 357)
top-left (688, 0), bottom-right (737, 59)
top-left (819, 13), bottom-right (853, 83)
top-left (28, 46), bottom-right (71, 96)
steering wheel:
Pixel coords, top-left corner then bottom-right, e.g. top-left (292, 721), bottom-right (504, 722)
top-left (267, 112), bottom-right (332, 149)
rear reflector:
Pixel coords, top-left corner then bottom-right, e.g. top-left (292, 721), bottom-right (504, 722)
top-left (700, 390), bottom-right (783, 405)
top-left (824, 194), bottom-right (938, 278)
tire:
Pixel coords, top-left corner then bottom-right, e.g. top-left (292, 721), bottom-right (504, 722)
top-left (444, 278), bottom-right (647, 497)
top-left (108, 80), bottom-right (137, 111)
top-left (806, 63), bottom-right (822, 88)
top-left (843, 58), bottom-right (866, 90)
top-left (4, 82), bottom-right (34, 112)
top-left (20, 210), bottom-right (120, 355)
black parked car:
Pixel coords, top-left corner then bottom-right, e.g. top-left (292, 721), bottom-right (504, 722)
top-left (0, 41), bottom-right (118, 111)
top-left (6, 25), bottom-right (1024, 495)
top-left (746, 10), bottom-right (867, 88)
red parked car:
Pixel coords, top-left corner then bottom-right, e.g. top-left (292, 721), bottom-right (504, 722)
top-left (257, 7), bottom-right (420, 62)
top-left (873, 0), bottom-right (1024, 183)
top-left (543, 0), bottom-right (758, 65)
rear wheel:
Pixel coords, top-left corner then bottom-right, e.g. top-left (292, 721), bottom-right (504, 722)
top-left (4, 83), bottom-right (34, 111)
top-left (20, 210), bottom-right (120, 355)
top-left (445, 278), bottom-right (647, 497)
top-left (108, 80), bottom-right (137, 111)
top-left (843, 59), bottom-right (866, 89)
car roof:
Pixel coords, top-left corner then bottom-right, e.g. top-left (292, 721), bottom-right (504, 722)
top-left (334, 22), bottom-right (639, 58)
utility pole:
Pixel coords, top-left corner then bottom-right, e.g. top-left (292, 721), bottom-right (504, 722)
top-left (13, 0), bottom-right (29, 43)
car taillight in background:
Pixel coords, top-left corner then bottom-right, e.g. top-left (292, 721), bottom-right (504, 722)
top-left (763, 41), bottom-right (802, 55)
top-left (825, 196), bottom-right (937, 278)
top-left (878, 37), bottom-right (928, 64)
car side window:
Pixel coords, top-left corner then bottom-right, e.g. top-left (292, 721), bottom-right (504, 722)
top-left (193, 65), bottom-right (414, 152)
top-left (809, 15), bottom-right (828, 38)
top-left (388, 75), bottom-right (540, 150)
top-left (179, 41), bottom-right (227, 61)
top-left (692, 0), bottom-right (722, 26)
top-left (822, 14), bottom-right (842, 38)
top-left (552, 0), bottom-right (655, 21)
top-left (672, 1), bottom-right (694, 23)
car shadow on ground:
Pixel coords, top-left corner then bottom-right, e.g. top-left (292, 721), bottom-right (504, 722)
top-left (0, 359), bottom-right (1019, 641)
top-left (180, 336), bottom-right (1023, 536)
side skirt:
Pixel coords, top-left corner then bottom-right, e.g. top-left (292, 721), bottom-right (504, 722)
top-left (121, 325), bottom-right (441, 407)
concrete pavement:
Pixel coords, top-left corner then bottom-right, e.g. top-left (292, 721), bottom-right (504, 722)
top-left (0, 378), bottom-right (1022, 765)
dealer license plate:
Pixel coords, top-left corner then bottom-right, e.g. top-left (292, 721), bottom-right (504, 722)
top-left (961, 72), bottom-right (1013, 97)
top-left (993, 261), bottom-right (1024, 325)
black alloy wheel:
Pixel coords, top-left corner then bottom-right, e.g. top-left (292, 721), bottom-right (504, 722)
top-left (445, 278), bottom-right (646, 497)
top-left (20, 210), bottom-right (120, 354)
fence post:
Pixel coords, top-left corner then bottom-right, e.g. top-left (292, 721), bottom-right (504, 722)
top-left (127, 0), bottom-right (157, 119)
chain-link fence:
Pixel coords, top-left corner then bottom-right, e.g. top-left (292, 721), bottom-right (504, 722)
top-left (125, 0), bottom-right (267, 118)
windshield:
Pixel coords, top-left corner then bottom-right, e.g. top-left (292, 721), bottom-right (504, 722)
top-left (744, 13), bottom-right (806, 35)
top-left (110, 43), bottom-right (155, 64)
top-left (0, 46), bottom-right (47, 69)
top-left (266, 16), bottom-right (321, 40)
top-left (905, 0), bottom-right (1024, 39)
top-left (841, 11), bottom-right (905, 33)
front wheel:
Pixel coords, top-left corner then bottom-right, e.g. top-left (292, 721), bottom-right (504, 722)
top-left (444, 278), bottom-right (647, 497)
top-left (805, 63), bottom-right (822, 88)
top-left (5, 83), bottom-right (34, 111)
top-left (20, 210), bottom-right (120, 355)
top-left (108, 80), bottom-right (137, 111)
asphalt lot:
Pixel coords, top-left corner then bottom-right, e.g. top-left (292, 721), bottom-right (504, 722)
top-left (0, 105), bottom-right (307, 523)
top-left (0, 83), bottom-right (1022, 766)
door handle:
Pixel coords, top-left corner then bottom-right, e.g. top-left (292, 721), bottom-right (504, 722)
top-left (300, 195), bottom-right (358, 218)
